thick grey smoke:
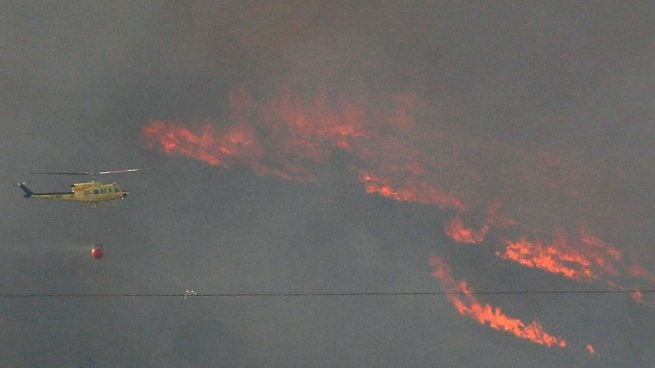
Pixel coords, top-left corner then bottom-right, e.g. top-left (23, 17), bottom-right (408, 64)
top-left (2, 1), bottom-right (654, 367)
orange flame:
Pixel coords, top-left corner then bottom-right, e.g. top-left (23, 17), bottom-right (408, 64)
top-left (496, 228), bottom-right (621, 281)
top-left (430, 256), bottom-right (567, 348)
top-left (144, 86), bottom-right (654, 352)
top-left (444, 216), bottom-right (489, 244)
top-left (359, 171), bottom-right (465, 211)
top-left (263, 90), bottom-right (367, 162)
top-left (444, 200), bottom-right (517, 244)
top-left (144, 89), bottom-right (465, 208)
top-left (143, 121), bottom-right (258, 168)
top-left (586, 344), bottom-right (596, 356)
top-left (630, 290), bottom-right (643, 304)
top-left (628, 265), bottom-right (655, 285)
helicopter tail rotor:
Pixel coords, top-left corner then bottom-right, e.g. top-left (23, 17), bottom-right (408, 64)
top-left (17, 182), bottom-right (33, 198)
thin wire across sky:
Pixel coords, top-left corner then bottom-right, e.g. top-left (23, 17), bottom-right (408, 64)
top-left (1, 289), bottom-right (653, 298)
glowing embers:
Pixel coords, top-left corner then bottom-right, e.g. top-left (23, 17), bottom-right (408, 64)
top-left (143, 121), bottom-right (258, 168)
top-left (444, 200), bottom-right (516, 245)
top-left (265, 90), bottom-right (367, 157)
top-left (430, 256), bottom-right (566, 348)
top-left (630, 290), bottom-right (643, 304)
top-left (358, 171), bottom-right (465, 211)
top-left (628, 267), bottom-right (655, 302)
top-left (497, 228), bottom-right (622, 281)
top-left (444, 216), bottom-right (489, 244)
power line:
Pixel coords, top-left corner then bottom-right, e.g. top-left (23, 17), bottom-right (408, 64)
top-left (1, 289), bottom-right (653, 298)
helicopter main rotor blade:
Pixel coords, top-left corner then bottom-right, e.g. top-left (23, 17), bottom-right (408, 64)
top-left (96, 168), bottom-right (147, 175)
top-left (30, 168), bottom-right (149, 177)
top-left (31, 171), bottom-right (91, 176)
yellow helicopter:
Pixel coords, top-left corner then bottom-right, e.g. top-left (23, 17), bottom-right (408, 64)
top-left (18, 169), bottom-right (143, 207)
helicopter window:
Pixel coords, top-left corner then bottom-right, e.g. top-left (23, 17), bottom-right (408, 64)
top-left (93, 190), bottom-right (99, 195)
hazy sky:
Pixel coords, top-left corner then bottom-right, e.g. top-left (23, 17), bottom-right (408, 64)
top-left (2, 1), bottom-right (654, 367)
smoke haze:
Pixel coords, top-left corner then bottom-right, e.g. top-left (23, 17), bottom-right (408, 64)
top-left (2, 1), bottom-right (654, 367)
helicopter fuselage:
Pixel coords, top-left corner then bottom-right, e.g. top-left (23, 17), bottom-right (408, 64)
top-left (19, 181), bottom-right (128, 203)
